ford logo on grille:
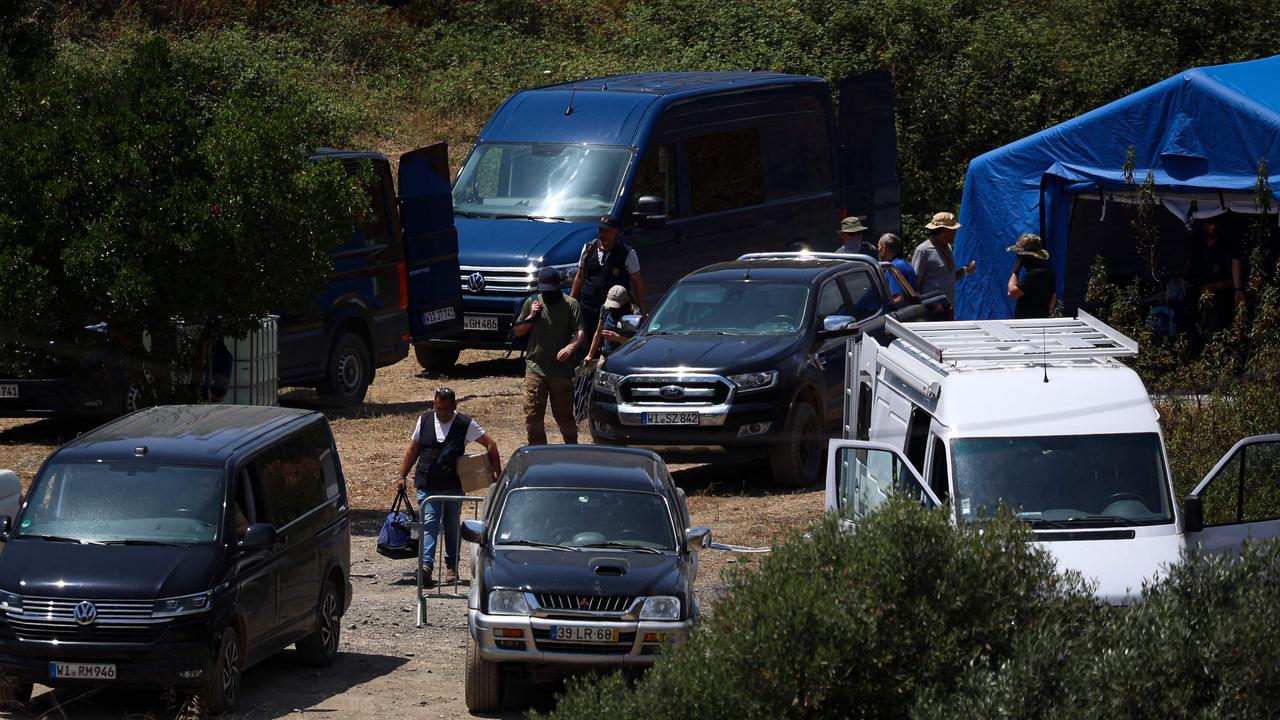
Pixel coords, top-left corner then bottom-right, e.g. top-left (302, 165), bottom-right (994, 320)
top-left (659, 385), bottom-right (685, 399)
top-left (73, 601), bottom-right (98, 626)
top-left (467, 272), bottom-right (486, 293)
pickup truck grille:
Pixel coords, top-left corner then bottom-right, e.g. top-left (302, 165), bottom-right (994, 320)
top-left (534, 594), bottom-right (635, 613)
top-left (619, 376), bottom-right (732, 405)
top-left (460, 265), bottom-right (537, 296)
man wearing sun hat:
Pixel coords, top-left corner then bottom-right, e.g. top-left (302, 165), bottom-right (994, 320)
top-left (912, 211), bottom-right (976, 314)
top-left (835, 215), bottom-right (877, 256)
top-left (1006, 233), bottom-right (1057, 319)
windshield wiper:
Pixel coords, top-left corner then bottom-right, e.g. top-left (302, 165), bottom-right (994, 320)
top-left (101, 539), bottom-right (187, 546)
top-left (497, 539), bottom-right (578, 551)
top-left (1059, 515), bottom-right (1136, 526)
top-left (577, 541), bottom-right (662, 554)
top-left (28, 534), bottom-right (87, 544)
top-left (525, 214), bottom-right (568, 222)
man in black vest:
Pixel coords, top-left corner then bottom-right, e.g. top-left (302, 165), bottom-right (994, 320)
top-left (571, 215), bottom-right (646, 336)
top-left (397, 388), bottom-right (501, 585)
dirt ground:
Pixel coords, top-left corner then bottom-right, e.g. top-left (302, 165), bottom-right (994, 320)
top-left (0, 350), bottom-right (823, 719)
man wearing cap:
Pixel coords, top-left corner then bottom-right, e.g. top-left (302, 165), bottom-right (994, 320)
top-left (513, 267), bottom-right (584, 444)
top-left (912, 212), bottom-right (976, 313)
top-left (1006, 233), bottom-right (1057, 319)
top-left (584, 285), bottom-right (637, 364)
top-left (836, 216), bottom-right (877, 256)
top-left (397, 387), bottom-right (502, 585)
top-left (571, 216), bottom-right (646, 337)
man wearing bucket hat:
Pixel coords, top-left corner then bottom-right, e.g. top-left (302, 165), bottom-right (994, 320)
top-left (1006, 233), bottom-right (1057, 319)
top-left (912, 212), bottom-right (975, 315)
top-left (836, 216), bottom-right (877, 256)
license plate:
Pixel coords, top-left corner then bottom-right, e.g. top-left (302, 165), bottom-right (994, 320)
top-left (422, 306), bottom-right (457, 326)
top-left (0, 384), bottom-right (16, 399)
top-left (641, 412), bottom-right (700, 426)
top-left (49, 662), bottom-right (116, 680)
top-left (463, 315), bottom-right (500, 332)
top-left (550, 626), bottom-right (619, 643)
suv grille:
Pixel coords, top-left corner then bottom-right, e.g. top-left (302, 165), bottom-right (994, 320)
top-left (535, 594), bottom-right (635, 613)
top-left (5, 597), bottom-right (166, 645)
top-left (460, 266), bottom-right (537, 296)
top-left (619, 376), bottom-right (731, 405)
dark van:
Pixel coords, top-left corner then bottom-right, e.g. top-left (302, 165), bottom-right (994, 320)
top-left (415, 70), bottom-right (899, 371)
top-left (0, 405), bottom-right (352, 714)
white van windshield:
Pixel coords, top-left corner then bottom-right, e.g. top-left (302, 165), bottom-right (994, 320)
top-left (453, 143), bottom-right (633, 220)
top-left (951, 433), bottom-right (1173, 527)
top-left (17, 462), bottom-right (224, 545)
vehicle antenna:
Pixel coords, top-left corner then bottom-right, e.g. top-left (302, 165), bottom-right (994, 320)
top-left (1041, 322), bottom-right (1049, 383)
top-left (565, 88), bottom-right (576, 116)
top-left (743, 269), bottom-right (751, 281)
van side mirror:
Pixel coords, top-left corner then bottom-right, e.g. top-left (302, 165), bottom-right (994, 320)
top-left (634, 196), bottom-right (666, 229)
top-left (461, 519), bottom-right (487, 544)
top-left (684, 526), bottom-right (711, 551)
top-left (1183, 495), bottom-right (1203, 533)
top-left (238, 523), bottom-right (277, 552)
top-left (620, 314), bottom-right (642, 334)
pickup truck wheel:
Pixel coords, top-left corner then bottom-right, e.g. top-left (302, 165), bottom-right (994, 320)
top-left (318, 333), bottom-right (371, 407)
top-left (0, 674), bottom-right (32, 707)
top-left (464, 636), bottom-right (502, 712)
top-left (414, 345), bottom-right (460, 373)
top-left (770, 402), bottom-right (823, 487)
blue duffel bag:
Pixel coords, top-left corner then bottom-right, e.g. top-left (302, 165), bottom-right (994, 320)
top-left (376, 488), bottom-right (418, 560)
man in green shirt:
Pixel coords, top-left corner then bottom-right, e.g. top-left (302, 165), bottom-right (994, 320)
top-left (512, 267), bottom-right (585, 444)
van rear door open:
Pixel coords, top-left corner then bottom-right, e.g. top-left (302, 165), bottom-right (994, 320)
top-left (399, 144), bottom-right (464, 343)
top-left (839, 70), bottom-right (901, 238)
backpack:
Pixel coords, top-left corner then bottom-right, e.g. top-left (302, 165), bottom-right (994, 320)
top-left (507, 293), bottom-right (538, 350)
top-left (376, 487), bottom-right (419, 560)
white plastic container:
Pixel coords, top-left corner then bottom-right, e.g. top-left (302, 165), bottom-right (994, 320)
top-left (223, 316), bottom-right (279, 406)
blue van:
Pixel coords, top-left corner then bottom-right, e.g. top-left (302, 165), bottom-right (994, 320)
top-left (413, 71), bottom-right (899, 371)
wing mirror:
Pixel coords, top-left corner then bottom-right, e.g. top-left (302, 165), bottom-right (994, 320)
top-left (237, 523), bottom-right (277, 552)
top-left (1183, 495), bottom-right (1203, 533)
top-left (461, 518), bottom-right (487, 544)
top-left (620, 314), bottom-right (643, 334)
top-left (820, 315), bottom-right (856, 335)
top-left (684, 526), bottom-right (712, 551)
top-left (634, 195), bottom-right (666, 228)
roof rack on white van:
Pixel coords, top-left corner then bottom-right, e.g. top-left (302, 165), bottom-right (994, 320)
top-left (884, 310), bottom-right (1138, 365)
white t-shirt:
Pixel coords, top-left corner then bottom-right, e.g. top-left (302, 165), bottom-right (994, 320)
top-left (579, 240), bottom-right (641, 275)
top-left (412, 413), bottom-right (485, 445)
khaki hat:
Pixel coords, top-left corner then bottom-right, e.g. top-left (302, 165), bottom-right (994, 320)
top-left (925, 212), bottom-right (961, 230)
top-left (1006, 233), bottom-right (1049, 260)
top-left (840, 216), bottom-right (868, 234)
top-left (603, 284), bottom-right (631, 309)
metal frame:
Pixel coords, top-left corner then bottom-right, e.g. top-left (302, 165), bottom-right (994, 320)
top-left (883, 310), bottom-right (1139, 364)
top-left (411, 494), bottom-right (483, 627)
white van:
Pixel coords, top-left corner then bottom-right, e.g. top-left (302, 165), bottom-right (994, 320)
top-left (824, 312), bottom-right (1280, 603)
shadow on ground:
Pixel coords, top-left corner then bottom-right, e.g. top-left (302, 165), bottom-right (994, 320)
top-left (0, 416), bottom-right (102, 446)
top-left (417, 356), bottom-right (525, 381)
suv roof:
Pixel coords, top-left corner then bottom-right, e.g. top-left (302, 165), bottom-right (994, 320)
top-left (55, 405), bottom-right (320, 466)
top-left (685, 253), bottom-right (876, 284)
top-left (546, 72), bottom-right (825, 97)
top-left (506, 445), bottom-right (667, 494)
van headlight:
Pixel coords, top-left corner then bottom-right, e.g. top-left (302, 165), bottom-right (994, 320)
top-left (639, 596), bottom-right (681, 620)
top-left (593, 370), bottom-right (623, 396)
top-left (729, 370), bottom-right (778, 393)
top-left (488, 590), bottom-right (531, 616)
top-left (152, 591), bottom-right (212, 618)
top-left (0, 590), bottom-right (22, 613)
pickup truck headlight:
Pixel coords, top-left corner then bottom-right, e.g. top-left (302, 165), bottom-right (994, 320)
top-left (593, 370), bottom-right (623, 396)
top-left (639, 596), bottom-right (681, 620)
top-left (728, 370), bottom-right (778, 393)
top-left (0, 589), bottom-right (22, 613)
top-left (488, 589), bottom-right (531, 616)
top-left (152, 591), bottom-right (212, 618)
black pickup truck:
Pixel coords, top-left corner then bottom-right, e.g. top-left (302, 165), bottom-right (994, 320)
top-left (588, 252), bottom-right (946, 486)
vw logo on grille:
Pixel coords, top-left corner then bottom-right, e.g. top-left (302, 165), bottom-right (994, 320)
top-left (467, 272), bottom-right (486, 293)
top-left (659, 385), bottom-right (685, 400)
top-left (73, 601), bottom-right (98, 626)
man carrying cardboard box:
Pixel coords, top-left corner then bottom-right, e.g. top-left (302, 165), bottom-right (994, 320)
top-left (398, 387), bottom-right (502, 585)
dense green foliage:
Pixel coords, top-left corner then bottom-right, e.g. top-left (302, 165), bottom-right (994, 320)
top-left (541, 499), bottom-right (1280, 719)
top-left (0, 31), bottom-right (367, 381)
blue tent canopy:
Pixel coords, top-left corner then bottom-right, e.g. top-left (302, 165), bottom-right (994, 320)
top-left (955, 55), bottom-right (1280, 320)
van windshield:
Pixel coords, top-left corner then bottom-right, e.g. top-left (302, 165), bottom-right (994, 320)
top-left (951, 433), bottom-right (1173, 527)
top-left (453, 143), bottom-right (633, 220)
top-left (17, 462), bottom-right (224, 545)
top-left (647, 282), bottom-right (811, 336)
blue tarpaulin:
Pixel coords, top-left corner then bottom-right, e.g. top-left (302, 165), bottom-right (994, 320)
top-left (955, 55), bottom-right (1280, 320)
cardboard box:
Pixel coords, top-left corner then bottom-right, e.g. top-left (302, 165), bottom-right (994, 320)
top-left (457, 453), bottom-right (493, 493)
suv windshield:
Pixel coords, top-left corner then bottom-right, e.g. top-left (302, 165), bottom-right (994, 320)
top-left (647, 282), bottom-right (811, 336)
top-left (453, 143), bottom-right (633, 220)
top-left (18, 462), bottom-right (224, 544)
top-left (495, 488), bottom-right (675, 550)
top-left (952, 433), bottom-right (1173, 526)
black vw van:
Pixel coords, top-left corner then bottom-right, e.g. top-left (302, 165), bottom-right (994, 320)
top-left (0, 405), bottom-right (351, 714)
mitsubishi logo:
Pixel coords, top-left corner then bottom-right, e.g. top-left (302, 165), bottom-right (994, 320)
top-left (73, 601), bottom-right (98, 626)
top-left (658, 385), bottom-right (685, 400)
top-left (467, 272), bottom-right (486, 293)
top-left (578, 596), bottom-right (592, 610)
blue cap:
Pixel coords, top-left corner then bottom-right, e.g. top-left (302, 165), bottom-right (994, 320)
top-left (537, 266), bottom-right (561, 291)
